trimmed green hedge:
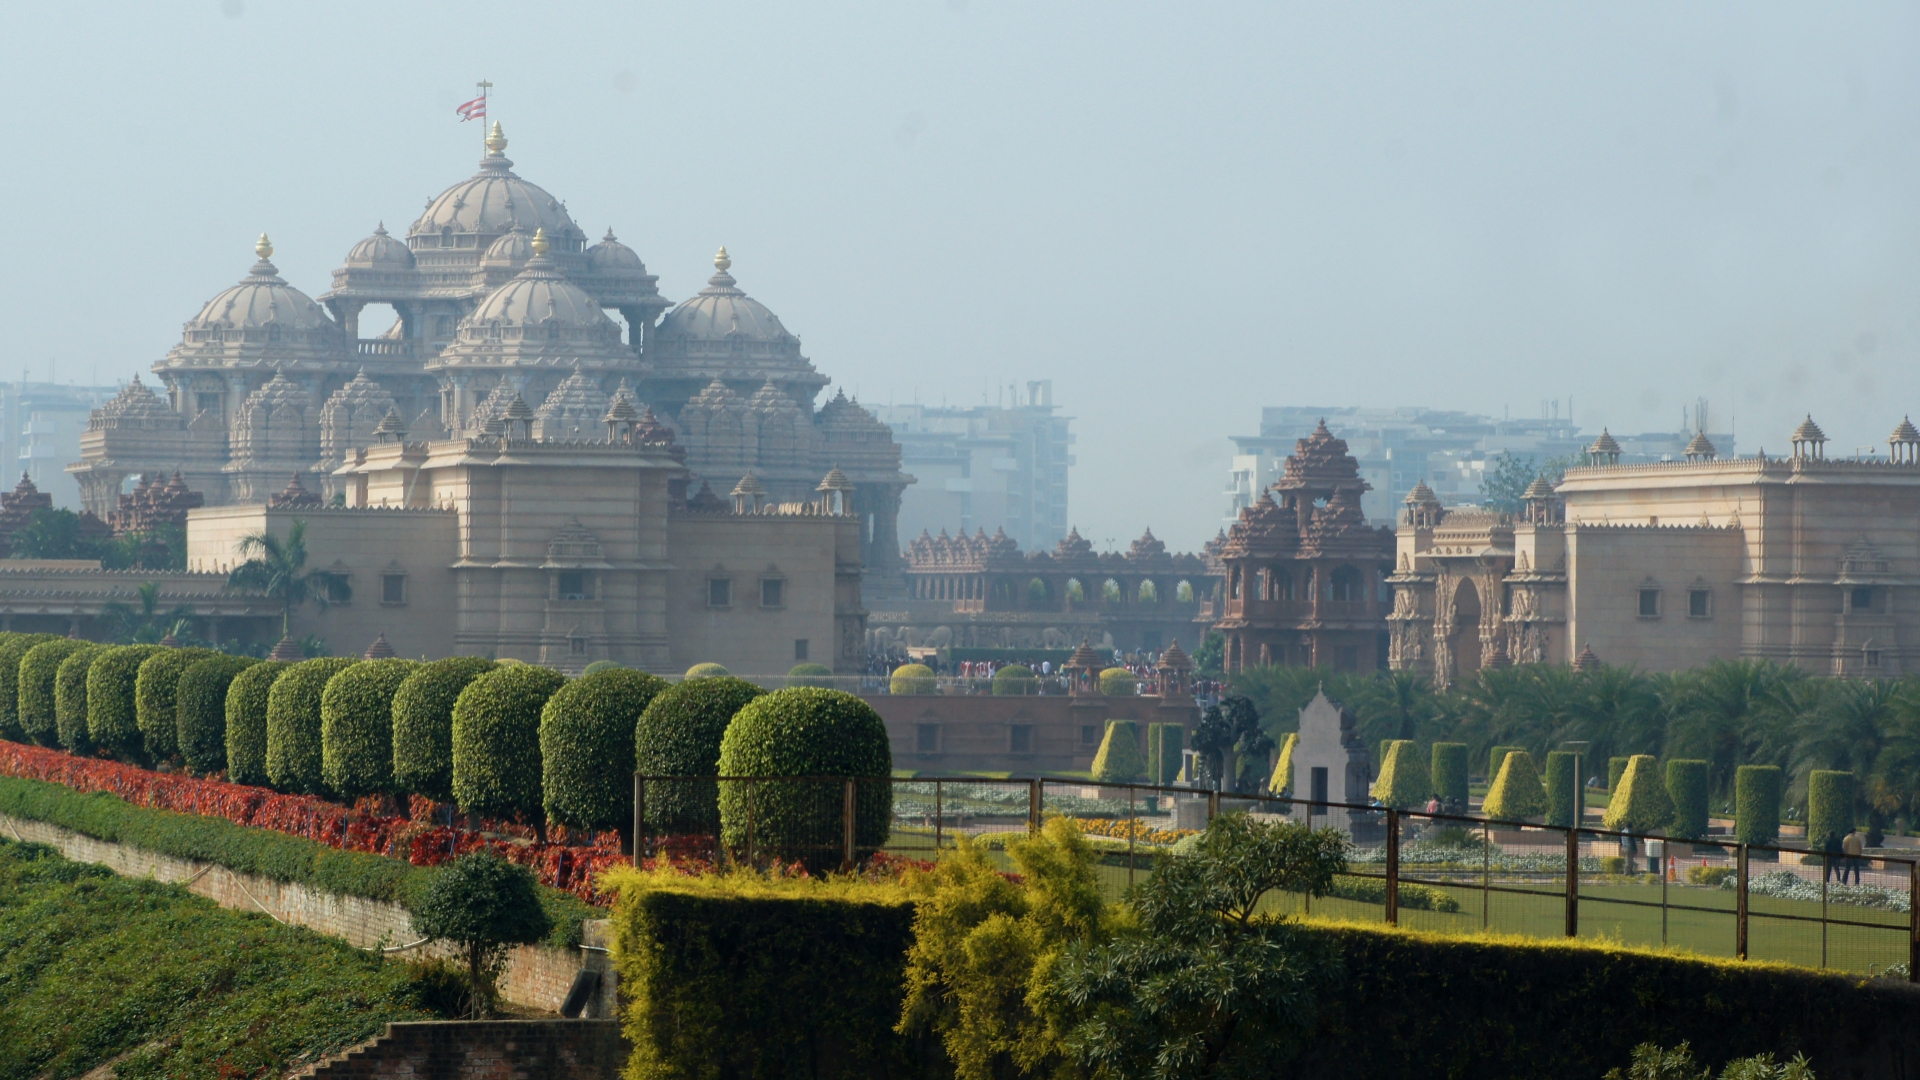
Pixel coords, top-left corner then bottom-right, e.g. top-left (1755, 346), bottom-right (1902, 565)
top-left (581, 660), bottom-right (623, 675)
top-left (1487, 745), bottom-right (1523, 782)
top-left (684, 663), bottom-right (730, 679)
top-left (1090, 720), bottom-right (1145, 783)
top-left (54, 644), bottom-right (106, 755)
top-left (1098, 667), bottom-right (1138, 696)
top-left (635, 676), bottom-right (765, 833)
top-left (1483, 750), bottom-right (1547, 820)
top-left (178, 654), bottom-right (257, 776)
top-left (888, 664), bottom-right (935, 696)
top-left (610, 881), bottom-right (936, 1080)
top-left (134, 647), bottom-right (215, 760)
top-left (716, 688), bottom-right (893, 869)
top-left (787, 662), bottom-right (834, 689)
top-left (224, 660), bottom-right (289, 787)
top-left (1807, 770), bottom-right (1855, 852)
top-left (0, 774), bottom-right (594, 949)
top-left (319, 659), bottom-right (419, 799)
top-left (1268, 731), bottom-right (1297, 795)
top-left (1603, 755), bottom-right (1673, 834)
top-left (1735, 764), bottom-right (1783, 846)
top-left (0, 633), bottom-right (61, 742)
top-left (541, 668), bottom-right (667, 832)
top-left (1430, 743), bottom-right (1468, 810)
top-left (990, 664), bottom-right (1036, 696)
top-left (1544, 750), bottom-right (1577, 828)
top-left (266, 657), bottom-right (358, 795)
top-left (1665, 759), bottom-right (1711, 841)
top-left (86, 644), bottom-right (164, 761)
top-left (451, 665), bottom-right (567, 822)
top-left (1372, 740), bottom-right (1428, 810)
top-left (1608, 756), bottom-right (1630, 793)
top-left (391, 657), bottom-right (496, 805)
top-left (1147, 722), bottom-right (1183, 786)
top-left (20, 639), bottom-right (90, 749)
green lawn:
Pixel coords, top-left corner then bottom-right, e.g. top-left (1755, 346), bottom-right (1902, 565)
top-left (0, 837), bottom-right (445, 1080)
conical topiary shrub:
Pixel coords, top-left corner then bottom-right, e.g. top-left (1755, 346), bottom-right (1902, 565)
top-left (1483, 750), bottom-right (1548, 821)
top-left (1267, 731), bottom-right (1297, 796)
top-left (1602, 754), bottom-right (1674, 835)
top-left (1090, 720), bottom-right (1146, 783)
top-left (1487, 745), bottom-right (1524, 783)
top-left (1372, 740), bottom-right (1430, 811)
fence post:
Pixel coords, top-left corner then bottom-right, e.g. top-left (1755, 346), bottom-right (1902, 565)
top-left (935, 779), bottom-right (944, 853)
top-left (1029, 778), bottom-right (1042, 835)
top-left (1736, 843), bottom-right (1749, 961)
top-left (842, 779), bottom-right (856, 871)
top-left (1564, 822), bottom-right (1579, 938)
top-left (1128, 786), bottom-right (1138, 891)
top-left (1384, 808), bottom-right (1399, 925)
top-left (1909, 859), bottom-right (1918, 983)
top-left (633, 774), bottom-right (644, 863)
top-left (1208, 787), bottom-right (1220, 824)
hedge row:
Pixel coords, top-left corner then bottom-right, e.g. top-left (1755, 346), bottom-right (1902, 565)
top-left (54, 644), bottom-right (107, 754)
top-left (542, 668), bottom-right (668, 832)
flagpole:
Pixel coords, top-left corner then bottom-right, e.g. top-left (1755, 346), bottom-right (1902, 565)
top-left (477, 79), bottom-right (492, 151)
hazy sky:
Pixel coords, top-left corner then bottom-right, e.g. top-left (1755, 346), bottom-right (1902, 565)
top-left (4, 3), bottom-right (1918, 550)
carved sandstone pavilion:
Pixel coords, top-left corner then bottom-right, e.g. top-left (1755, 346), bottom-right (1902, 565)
top-left (1388, 417), bottom-right (1920, 685)
top-left (69, 123), bottom-right (913, 606)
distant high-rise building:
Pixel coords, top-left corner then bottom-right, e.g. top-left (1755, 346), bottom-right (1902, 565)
top-left (872, 381), bottom-right (1074, 553)
top-left (0, 381), bottom-right (117, 510)
top-left (1227, 403), bottom-right (1734, 526)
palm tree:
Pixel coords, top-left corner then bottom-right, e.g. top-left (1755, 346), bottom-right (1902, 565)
top-left (225, 520), bottom-right (349, 641)
top-left (99, 581), bottom-right (195, 644)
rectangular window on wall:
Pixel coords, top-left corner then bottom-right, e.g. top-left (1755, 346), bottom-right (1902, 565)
top-left (1309, 766), bottom-right (1329, 813)
top-left (761, 578), bottom-right (784, 608)
top-left (1853, 587), bottom-right (1876, 613)
top-left (708, 578), bottom-right (732, 608)
top-left (916, 724), bottom-right (940, 754)
top-left (794, 639), bottom-right (809, 661)
top-left (1638, 589), bottom-right (1660, 618)
top-left (1080, 724), bottom-right (1101, 749)
top-left (558, 571), bottom-right (587, 600)
top-left (380, 574), bottom-right (406, 605)
top-left (1009, 724), bottom-right (1033, 754)
top-left (1688, 589), bottom-right (1711, 619)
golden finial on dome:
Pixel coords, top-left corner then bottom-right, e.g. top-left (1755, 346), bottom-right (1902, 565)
top-left (485, 120), bottom-right (507, 156)
top-left (714, 246), bottom-right (731, 273)
top-left (530, 227), bottom-right (550, 257)
top-left (255, 233), bottom-right (273, 260)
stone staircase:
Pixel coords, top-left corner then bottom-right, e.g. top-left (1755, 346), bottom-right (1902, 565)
top-left (290, 1020), bottom-right (624, 1079)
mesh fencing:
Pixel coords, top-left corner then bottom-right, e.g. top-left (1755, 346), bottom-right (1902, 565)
top-left (631, 774), bottom-right (1918, 978)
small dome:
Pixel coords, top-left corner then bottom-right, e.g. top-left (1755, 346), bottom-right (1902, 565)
top-left (1892, 417), bottom-right (1920, 444)
top-left (1683, 431), bottom-right (1716, 459)
top-left (344, 223), bottom-right (414, 269)
top-left (1522, 476), bottom-right (1555, 500)
top-left (190, 237), bottom-right (335, 332)
top-left (816, 465), bottom-right (854, 493)
top-left (585, 229), bottom-right (646, 276)
top-left (1404, 479), bottom-right (1439, 505)
top-left (481, 227), bottom-right (536, 269)
top-left (1587, 429), bottom-right (1622, 455)
top-left (656, 248), bottom-right (797, 349)
top-left (1791, 415), bottom-right (1828, 443)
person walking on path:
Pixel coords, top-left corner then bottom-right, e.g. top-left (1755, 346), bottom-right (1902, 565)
top-left (1821, 830), bottom-right (1845, 884)
top-left (1842, 828), bottom-right (1865, 885)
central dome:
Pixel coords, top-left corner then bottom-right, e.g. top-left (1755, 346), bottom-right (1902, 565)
top-left (409, 124), bottom-right (585, 253)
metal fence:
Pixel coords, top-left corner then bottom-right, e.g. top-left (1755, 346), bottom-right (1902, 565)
top-left (631, 774), bottom-right (1920, 980)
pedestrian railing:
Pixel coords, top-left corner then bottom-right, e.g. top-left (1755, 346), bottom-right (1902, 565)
top-left (630, 774), bottom-right (1920, 980)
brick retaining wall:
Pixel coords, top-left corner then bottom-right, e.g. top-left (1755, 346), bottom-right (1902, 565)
top-left (0, 812), bottom-right (583, 1012)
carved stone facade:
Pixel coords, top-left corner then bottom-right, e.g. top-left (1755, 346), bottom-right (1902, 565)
top-left (69, 125), bottom-right (913, 605)
top-left (1390, 419), bottom-right (1920, 682)
top-left (1210, 421), bottom-right (1395, 672)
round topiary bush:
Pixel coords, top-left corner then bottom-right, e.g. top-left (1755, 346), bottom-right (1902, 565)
top-left (888, 663), bottom-right (936, 696)
top-left (990, 664), bottom-right (1036, 696)
top-left (224, 660), bottom-right (289, 787)
top-left (177, 654), bottom-right (256, 776)
top-left (0, 633), bottom-right (60, 742)
top-left (135, 647), bottom-right (215, 761)
top-left (541, 668), bottom-right (668, 835)
top-left (266, 657), bottom-right (359, 794)
top-left (19, 639), bottom-right (90, 748)
top-left (716, 687), bottom-right (893, 870)
top-left (635, 675), bottom-right (766, 833)
top-left (85, 644), bottom-right (164, 761)
top-left (409, 851), bottom-right (553, 1018)
top-left (392, 657), bottom-right (497, 804)
top-left (452, 665), bottom-right (567, 827)
top-left (684, 662), bottom-right (730, 679)
top-left (581, 660), bottom-right (623, 675)
top-left (1097, 667), bottom-right (1139, 696)
top-left (320, 658), bottom-right (419, 800)
top-left (54, 643), bottom-right (106, 754)
top-left (786, 662), bottom-right (834, 689)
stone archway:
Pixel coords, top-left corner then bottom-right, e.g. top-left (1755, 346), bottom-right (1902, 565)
top-left (1451, 577), bottom-right (1482, 677)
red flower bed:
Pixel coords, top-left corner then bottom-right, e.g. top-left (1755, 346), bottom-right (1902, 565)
top-left (0, 741), bottom-right (629, 905)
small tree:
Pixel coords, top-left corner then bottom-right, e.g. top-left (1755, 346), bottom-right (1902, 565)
top-left (1735, 764), bottom-right (1783, 847)
top-left (409, 852), bottom-right (552, 1018)
top-left (1373, 740), bottom-right (1430, 810)
top-left (451, 665), bottom-right (568, 836)
top-left (99, 581), bottom-right (194, 644)
top-left (1147, 722), bottom-right (1184, 786)
top-left (541, 668), bottom-right (668, 841)
top-left (889, 663), bottom-right (936, 695)
top-left (53, 644), bottom-right (107, 754)
top-left (177, 654), bottom-right (256, 775)
top-left (991, 665), bottom-right (1037, 696)
top-left (224, 519), bottom-right (350, 644)
top-left (1053, 813), bottom-right (1347, 1078)
top-left (1090, 720), bottom-right (1146, 783)
top-left (19, 639), bottom-right (89, 748)
top-left (1665, 759), bottom-right (1711, 841)
top-left (716, 687), bottom-right (893, 871)
top-left (1430, 742), bottom-right (1469, 813)
top-left (134, 646), bottom-right (215, 760)
top-left (85, 644), bottom-right (164, 761)
top-left (392, 657), bottom-right (496, 804)
top-left (0, 633), bottom-right (61, 741)
top-left (1190, 704), bottom-right (1234, 789)
top-left (266, 657), bottom-right (358, 794)
top-left (635, 675), bottom-right (765, 834)
top-left (1483, 751), bottom-right (1548, 821)
top-left (224, 660), bottom-right (289, 786)
top-left (1602, 754), bottom-right (1674, 835)
top-left (1225, 696), bottom-right (1273, 793)
top-left (1098, 667), bottom-right (1138, 696)
top-left (786, 662), bottom-right (834, 689)
top-left (320, 658), bottom-right (419, 800)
